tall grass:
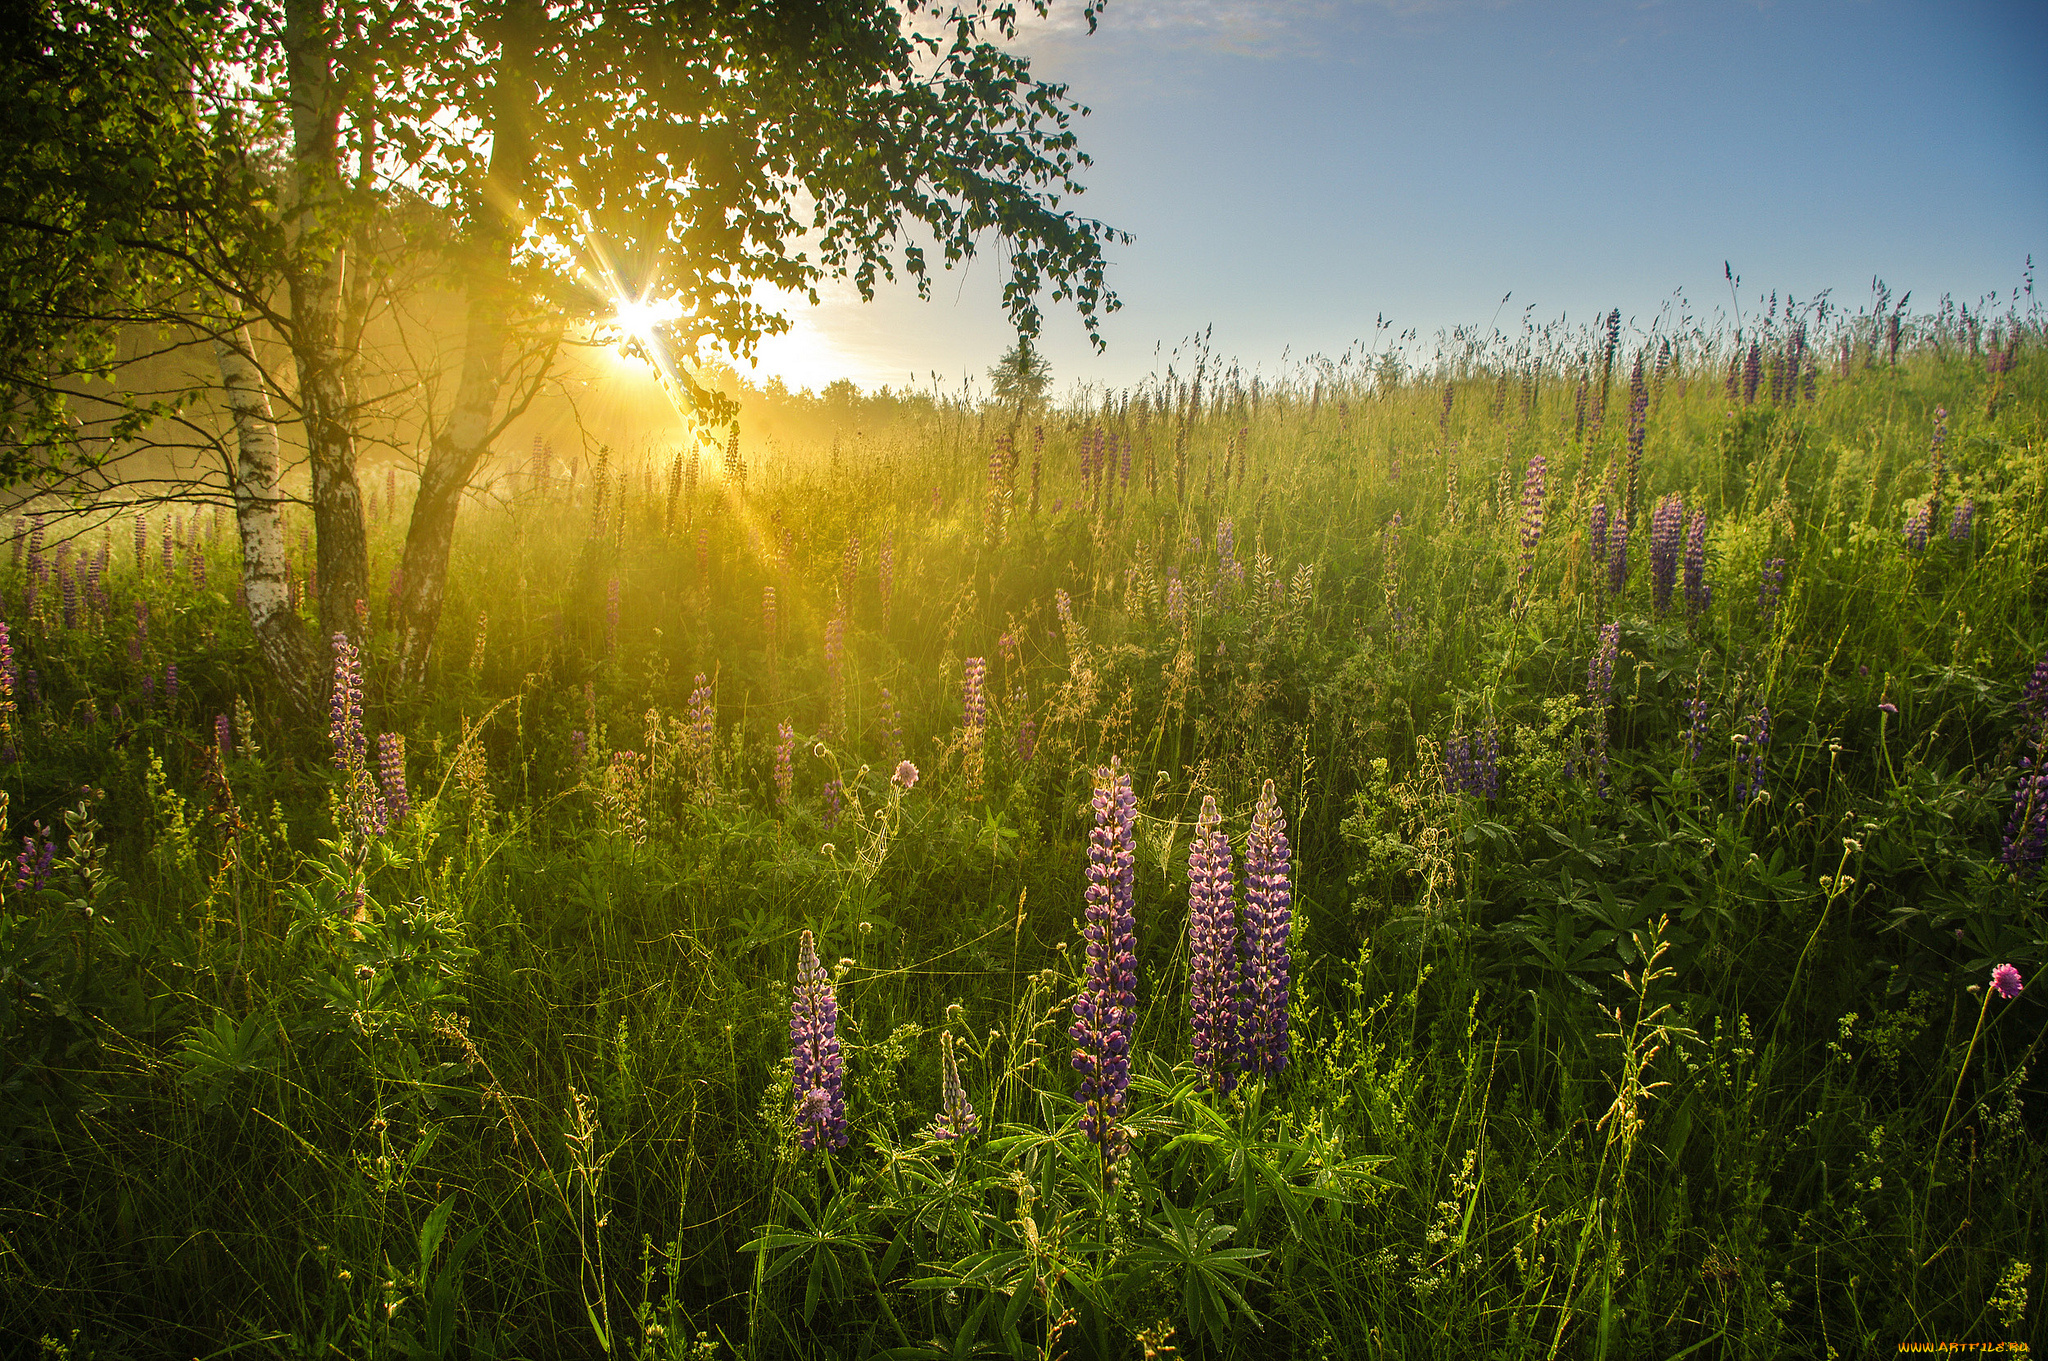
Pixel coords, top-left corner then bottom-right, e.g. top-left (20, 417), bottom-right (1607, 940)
top-left (0, 303), bottom-right (2043, 1358)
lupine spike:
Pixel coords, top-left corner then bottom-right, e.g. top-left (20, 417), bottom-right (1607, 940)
top-left (790, 930), bottom-right (847, 1152)
top-left (1186, 795), bottom-right (1242, 1095)
top-left (1241, 779), bottom-right (1294, 1077)
top-left (1071, 758), bottom-right (1137, 1164)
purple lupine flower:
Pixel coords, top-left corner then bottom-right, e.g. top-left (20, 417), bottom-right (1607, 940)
top-left (133, 513), bottom-right (147, 573)
top-left (0, 621), bottom-right (13, 741)
top-left (378, 733), bottom-right (409, 827)
top-left (1758, 558), bottom-right (1786, 628)
top-left (164, 663), bottom-right (177, 707)
top-left (774, 721), bottom-right (795, 808)
top-left (963, 657), bottom-right (987, 736)
top-left (1742, 341), bottom-right (1763, 404)
top-left (1949, 499), bottom-right (1976, 543)
top-left (1927, 407), bottom-right (1949, 530)
top-left (1015, 715), bottom-right (1037, 762)
top-left (1186, 795), bottom-right (1243, 1096)
top-left (330, 633), bottom-right (386, 838)
top-left (1588, 502), bottom-right (1610, 582)
top-left (1588, 624), bottom-right (1620, 708)
top-left (570, 728), bottom-right (588, 767)
top-left (932, 1031), bottom-right (979, 1142)
top-left (1240, 779), bottom-right (1293, 1078)
top-left (1607, 514), bottom-right (1631, 598)
top-left (1166, 572), bottom-right (1187, 630)
top-left (2003, 756), bottom-right (2048, 875)
top-left (1216, 517), bottom-right (1242, 594)
top-left (891, 759), bottom-right (918, 790)
top-left (790, 929), bottom-right (848, 1152)
top-left (1443, 732), bottom-right (1473, 795)
top-left (1685, 695), bottom-right (1709, 761)
top-left (762, 585), bottom-right (777, 646)
top-left (15, 823), bottom-right (56, 892)
top-left (822, 777), bottom-right (844, 829)
top-left (2022, 650), bottom-right (2048, 739)
top-left (160, 521), bottom-right (174, 573)
top-left (1904, 503), bottom-right (1931, 554)
top-left (1589, 623), bottom-right (1621, 796)
top-left (1683, 510), bottom-right (1711, 619)
top-left (1518, 453), bottom-right (1547, 586)
top-left (215, 712), bottom-right (233, 760)
top-left (189, 540), bottom-right (205, 587)
top-left (877, 534), bottom-right (894, 631)
top-left (330, 635), bottom-right (367, 771)
top-left (1071, 759), bottom-right (1138, 1164)
top-left (1991, 964), bottom-right (2024, 1000)
top-left (1734, 705), bottom-right (1772, 804)
top-left (59, 560), bottom-right (77, 630)
top-left (1649, 493), bottom-right (1684, 616)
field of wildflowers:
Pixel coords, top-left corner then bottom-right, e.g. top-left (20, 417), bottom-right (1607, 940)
top-left (0, 300), bottom-right (2044, 1358)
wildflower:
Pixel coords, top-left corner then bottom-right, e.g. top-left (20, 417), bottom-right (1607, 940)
top-left (1589, 502), bottom-right (1609, 580)
top-left (1991, 964), bottom-right (2024, 1000)
top-left (1240, 779), bottom-right (1293, 1078)
top-left (1186, 795), bottom-right (1242, 1095)
top-left (891, 759), bottom-right (918, 790)
top-left (1758, 557), bottom-right (1786, 628)
top-left (1606, 514), bottom-right (1631, 598)
top-left (1166, 573), bottom-right (1187, 630)
top-left (1878, 701), bottom-right (1898, 716)
top-left (330, 634), bottom-right (386, 839)
top-left (774, 722), bottom-right (795, 807)
top-left (1904, 503), bottom-right (1931, 554)
top-left (932, 1031), bottom-right (979, 1141)
top-left (1588, 623), bottom-right (1621, 795)
top-left (215, 712), bottom-right (233, 760)
top-left (1734, 705), bottom-right (1772, 804)
top-left (2002, 756), bottom-right (2047, 875)
top-left (1948, 498), bottom-right (1976, 542)
top-left (790, 930), bottom-right (848, 1152)
top-left (823, 777), bottom-right (843, 829)
top-left (1683, 510), bottom-right (1711, 619)
top-left (1071, 758), bottom-right (1137, 1163)
top-left (1649, 493), bottom-right (1684, 616)
top-left (963, 657), bottom-right (987, 734)
top-left (378, 733), bottom-right (409, 827)
top-left (1518, 453), bottom-right (1547, 586)
top-left (15, 823), bottom-right (55, 892)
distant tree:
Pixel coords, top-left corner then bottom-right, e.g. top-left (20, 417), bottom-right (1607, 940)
top-left (990, 336), bottom-right (1054, 413)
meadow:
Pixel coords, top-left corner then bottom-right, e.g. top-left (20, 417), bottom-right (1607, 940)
top-left (1, 305), bottom-right (2044, 1359)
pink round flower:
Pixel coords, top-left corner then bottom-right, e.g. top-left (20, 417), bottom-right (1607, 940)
top-left (1990, 963), bottom-right (2024, 1000)
top-left (892, 760), bottom-right (919, 790)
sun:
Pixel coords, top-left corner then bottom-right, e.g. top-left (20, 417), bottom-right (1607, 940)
top-left (610, 294), bottom-right (681, 350)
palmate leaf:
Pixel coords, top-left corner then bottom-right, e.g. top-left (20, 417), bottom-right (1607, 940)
top-left (1122, 1200), bottom-right (1267, 1346)
top-left (740, 1187), bottom-right (884, 1323)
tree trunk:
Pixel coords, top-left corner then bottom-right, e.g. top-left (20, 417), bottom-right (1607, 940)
top-left (284, 0), bottom-right (367, 649)
top-left (393, 302), bottom-right (508, 682)
top-left (214, 323), bottom-right (319, 713)
top-left (392, 0), bottom-right (539, 686)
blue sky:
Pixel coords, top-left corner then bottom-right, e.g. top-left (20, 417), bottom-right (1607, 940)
top-left (741, 0), bottom-right (2047, 397)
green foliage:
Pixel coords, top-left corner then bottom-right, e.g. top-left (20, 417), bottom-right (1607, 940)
top-left (1, 320), bottom-right (2045, 1356)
